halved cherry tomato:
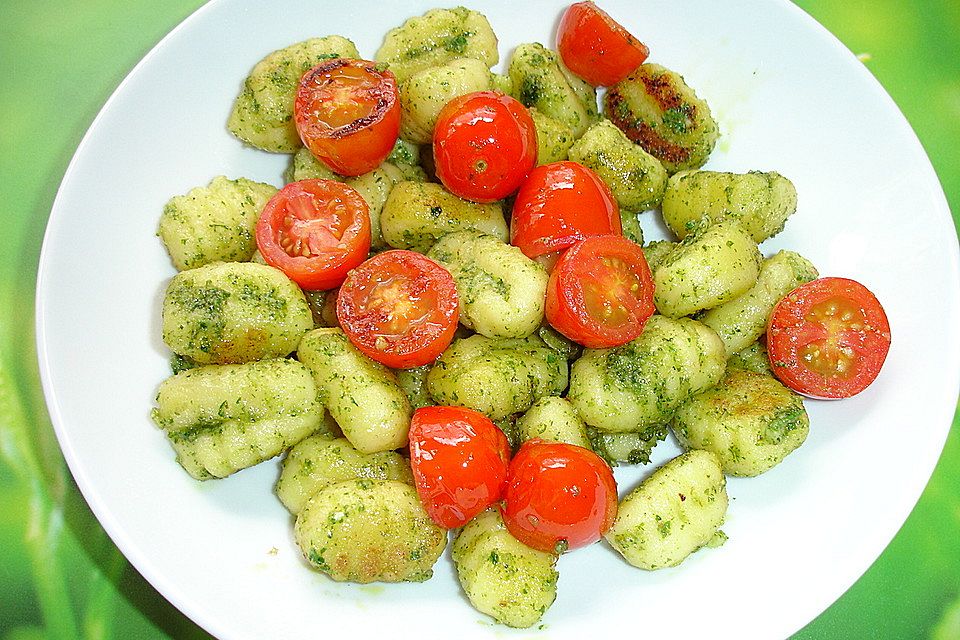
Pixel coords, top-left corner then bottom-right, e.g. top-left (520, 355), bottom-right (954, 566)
top-left (255, 179), bottom-right (370, 291)
top-left (510, 161), bottom-right (621, 260)
top-left (502, 439), bottom-right (618, 554)
top-left (408, 406), bottom-right (511, 529)
top-left (294, 58), bottom-right (400, 176)
top-left (557, 2), bottom-right (650, 87)
top-left (336, 250), bottom-right (459, 369)
top-left (766, 277), bottom-right (891, 399)
top-left (433, 91), bottom-right (538, 203)
top-left (546, 235), bottom-right (655, 348)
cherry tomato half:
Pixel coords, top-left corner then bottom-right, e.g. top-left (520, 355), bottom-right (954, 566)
top-left (766, 277), bottom-right (891, 399)
top-left (510, 161), bottom-right (621, 260)
top-left (294, 58), bottom-right (400, 176)
top-left (557, 2), bottom-right (650, 87)
top-left (433, 91), bottom-right (538, 203)
top-left (336, 250), bottom-right (459, 369)
top-left (408, 406), bottom-right (511, 529)
top-left (255, 179), bottom-right (371, 291)
top-left (546, 235), bottom-right (655, 348)
top-left (502, 439), bottom-right (618, 554)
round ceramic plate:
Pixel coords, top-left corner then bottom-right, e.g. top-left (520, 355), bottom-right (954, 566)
top-left (37, 1), bottom-right (959, 638)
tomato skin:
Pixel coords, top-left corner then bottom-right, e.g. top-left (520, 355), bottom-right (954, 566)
top-left (408, 406), bottom-right (511, 529)
top-left (256, 179), bottom-right (370, 291)
top-left (433, 91), bottom-right (538, 203)
top-left (557, 2), bottom-right (650, 87)
top-left (510, 161), bottom-right (621, 259)
top-left (336, 250), bottom-right (459, 369)
top-left (294, 58), bottom-right (401, 176)
top-left (766, 277), bottom-right (891, 399)
top-left (546, 235), bottom-right (655, 348)
top-left (501, 439), bottom-right (618, 554)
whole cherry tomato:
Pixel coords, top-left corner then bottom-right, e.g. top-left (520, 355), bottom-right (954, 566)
top-left (502, 439), bottom-right (618, 554)
top-left (336, 250), bottom-right (459, 369)
top-left (294, 58), bottom-right (400, 176)
top-left (546, 235), bottom-right (655, 348)
top-left (557, 2), bottom-right (650, 87)
top-left (256, 179), bottom-right (370, 290)
top-left (433, 91), bottom-right (538, 203)
top-left (408, 406), bottom-right (511, 529)
top-left (510, 161), bottom-right (621, 261)
top-left (766, 277), bottom-right (891, 399)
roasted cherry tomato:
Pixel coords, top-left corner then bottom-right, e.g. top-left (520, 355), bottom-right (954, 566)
top-left (294, 58), bottom-right (400, 176)
top-left (502, 439), bottom-right (618, 554)
top-left (408, 406), bottom-right (511, 529)
top-left (510, 161), bottom-right (621, 260)
top-left (255, 179), bottom-right (370, 291)
top-left (433, 91), bottom-right (538, 203)
top-left (336, 250), bottom-right (459, 369)
top-left (557, 2), bottom-right (650, 87)
top-left (766, 277), bottom-right (891, 399)
top-left (546, 235), bottom-right (655, 348)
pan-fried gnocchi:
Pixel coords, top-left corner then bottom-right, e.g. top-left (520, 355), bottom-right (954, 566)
top-left (148, 2), bottom-right (842, 628)
top-left (152, 358), bottom-right (322, 479)
top-left (294, 478), bottom-right (447, 583)
top-left (452, 508), bottom-right (559, 628)
top-left (428, 230), bottom-right (548, 338)
top-left (672, 369), bottom-right (809, 476)
top-left (161, 261), bottom-right (313, 365)
top-left (605, 449), bottom-right (728, 570)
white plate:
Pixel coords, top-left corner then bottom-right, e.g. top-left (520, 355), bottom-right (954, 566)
top-left (36, 1), bottom-right (960, 638)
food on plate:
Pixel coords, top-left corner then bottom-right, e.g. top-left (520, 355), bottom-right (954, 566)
top-left (428, 230), bottom-right (548, 338)
top-left (158, 176), bottom-right (277, 271)
top-left (408, 405), bottom-right (511, 528)
top-left (699, 250), bottom-right (819, 356)
top-left (336, 250), bottom-right (459, 368)
top-left (604, 63), bottom-right (719, 173)
top-left (567, 118), bottom-right (668, 211)
top-left (672, 368), bottom-right (810, 476)
top-left (502, 439), bottom-right (618, 553)
top-left (255, 179), bottom-right (371, 290)
top-left (605, 449), bottom-right (728, 570)
top-left (545, 234), bottom-right (656, 348)
top-left (379, 180), bottom-right (507, 252)
top-left (661, 170), bottom-right (799, 242)
top-left (433, 91), bottom-right (538, 203)
top-left (557, 1), bottom-right (650, 87)
top-left (161, 261), bottom-right (313, 365)
top-left (766, 277), bottom-right (892, 399)
top-left (148, 2), bottom-right (893, 629)
top-left (510, 160), bottom-right (620, 260)
top-left (294, 58), bottom-right (401, 176)
top-left (152, 358), bottom-right (322, 479)
top-left (452, 508), bottom-right (559, 628)
top-left (294, 478), bottom-right (447, 582)
top-left (297, 328), bottom-right (411, 453)
top-left (652, 220), bottom-right (762, 318)
top-left (228, 36), bottom-right (360, 152)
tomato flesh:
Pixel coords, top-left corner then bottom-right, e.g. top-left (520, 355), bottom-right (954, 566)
top-left (408, 406), bottom-right (511, 529)
top-left (766, 277), bottom-right (891, 399)
top-left (336, 250), bottom-right (459, 369)
top-left (256, 179), bottom-right (370, 291)
top-left (546, 235), bottom-right (655, 348)
top-left (433, 91), bottom-right (538, 203)
top-left (510, 161), bottom-right (621, 259)
top-left (502, 439), bottom-right (618, 554)
top-left (295, 58), bottom-right (400, 176)
top-left (557, 2), bottom-right (650, 87)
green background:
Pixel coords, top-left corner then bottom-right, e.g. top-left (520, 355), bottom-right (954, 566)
top-left (1, 1), bottom-right (958, 637)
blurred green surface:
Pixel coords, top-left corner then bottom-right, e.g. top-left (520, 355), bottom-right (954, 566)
top-left (0, 0), bottom-right (957, 638)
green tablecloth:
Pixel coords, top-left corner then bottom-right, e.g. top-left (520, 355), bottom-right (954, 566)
top-left (1, 1), bottom-right (957, 637)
